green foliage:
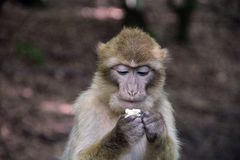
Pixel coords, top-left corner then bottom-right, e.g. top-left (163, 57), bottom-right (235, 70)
top-left (16, 42), bottom-right (45, 65)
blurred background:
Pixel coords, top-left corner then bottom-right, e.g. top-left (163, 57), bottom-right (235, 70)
top-left (0, 0), bottom-right (239, 159)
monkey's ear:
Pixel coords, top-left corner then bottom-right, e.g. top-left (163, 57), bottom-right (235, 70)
top-left (96, 42), bottom-right (106, 55)
top-left (150, 47), bottom-right (169, 70)
top-left (152, 45), bottom-right (169, 61)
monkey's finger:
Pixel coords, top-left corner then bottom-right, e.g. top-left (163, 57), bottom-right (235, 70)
top-left (142, 111), bottom-right (150, 117)
top-left (143, 116), bottom-right (160, 125)
top-left (122, 115), bottom-right (139, 123)
top-left (128, 123), bottom-right (144, 134)
top-left (131, 129), bottom-right (145, 137)
top-left (144, 122), bottom-right (156, 130)
top-left (142, 111), bottom-right (157, 120)
top-left (146, 131), bottom-right (157, 143)
top-left (133, 117), bottom-right (142, 123)
top-left (123, 117), bottom-right (143, 129)
top-left (144, 124), bottom-right (158, 142)
top-left (143, 111), bottom-right (162, 118)
top-left (145, 120), bottom-right (166, 136)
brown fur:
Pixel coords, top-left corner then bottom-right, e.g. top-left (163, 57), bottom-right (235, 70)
top-left (98, 28), bottom-right (168, 69)
top-left (61, 28), bottom-right (180, 160)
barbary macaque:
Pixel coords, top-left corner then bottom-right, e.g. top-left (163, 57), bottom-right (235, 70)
top-left (61, 28), bottom-right (180, 160)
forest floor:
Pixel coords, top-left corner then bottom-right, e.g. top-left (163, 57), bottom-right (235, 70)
top-left (0, 0), bottom-right (240, 160)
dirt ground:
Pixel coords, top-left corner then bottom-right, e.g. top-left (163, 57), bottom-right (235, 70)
top-left (0, 0), bottom-right (240, 160)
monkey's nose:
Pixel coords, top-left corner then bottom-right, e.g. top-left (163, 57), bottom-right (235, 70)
top-left (128, 90), bottom-right (137, 96)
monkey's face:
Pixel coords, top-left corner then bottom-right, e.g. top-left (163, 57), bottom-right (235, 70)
top-left (108, 63), bottom-right (156, 111)
top-left (111, 64), bottom-right (153, 102)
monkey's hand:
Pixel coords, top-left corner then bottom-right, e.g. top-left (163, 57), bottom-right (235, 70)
top-left (142, 112), bottom-right (177, 159)
top-left (113, 114), bottom-right (144, 146)
top-left (142, 111), bottom-right (167, 144)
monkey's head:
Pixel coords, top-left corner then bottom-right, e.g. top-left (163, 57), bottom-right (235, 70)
top-left (94, 28), bottom-right (168, 113)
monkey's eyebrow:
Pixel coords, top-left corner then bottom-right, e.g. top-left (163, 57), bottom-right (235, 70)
top-left (113, 65), bottom-right (129, 72)
top-left (105, 57), bottom-right (120, 68)
top-left (137, 66), bottom-right (151, 72)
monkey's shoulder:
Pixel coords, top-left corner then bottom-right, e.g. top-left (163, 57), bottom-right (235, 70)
top-left (73, 90), bottom-right (100, 110)
top-left (73, 90), bottom-right (117, 124)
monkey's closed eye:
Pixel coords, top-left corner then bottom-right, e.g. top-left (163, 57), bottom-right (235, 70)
top-left (114, 65), bottom-right (129, 75)
top-left (137, 71), bottom-right (149, 76)
top-left (117, 71), bottom-right (129, 75)
top-left (137, 66), bottom-right (150, 76)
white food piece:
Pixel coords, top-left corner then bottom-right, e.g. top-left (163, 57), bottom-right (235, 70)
top-left (125, 108), bottom-right (141, 118)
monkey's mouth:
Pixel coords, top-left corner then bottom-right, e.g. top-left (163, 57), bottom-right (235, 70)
top-left (119, 97), bottom-right (145, 104)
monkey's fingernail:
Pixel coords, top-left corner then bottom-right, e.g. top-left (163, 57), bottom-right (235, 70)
top-left (143, 111), bottom-right (150, 117)
top-left (139, 111), bottom-right (144, 116)
top-left (142, 117), bottom-right (147, 124)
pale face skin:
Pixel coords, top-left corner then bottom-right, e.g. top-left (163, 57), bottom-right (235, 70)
top-left (110, 64), bottom-right (154, 107)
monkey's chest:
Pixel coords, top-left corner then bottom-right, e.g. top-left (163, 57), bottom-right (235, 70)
top-left (120, 137), bottom-right (147, 160)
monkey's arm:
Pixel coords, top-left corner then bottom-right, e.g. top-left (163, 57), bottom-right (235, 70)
top-left (78, 127), bottom-right (128, 160)
top-left (62, 93), bottom-right (128, 160)
top-left (78, 113), bottom-right (144, 160)
top-left (144, 134), bottom-right (179, 160)
top-left (143, 100), bottom-right (179, 160)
